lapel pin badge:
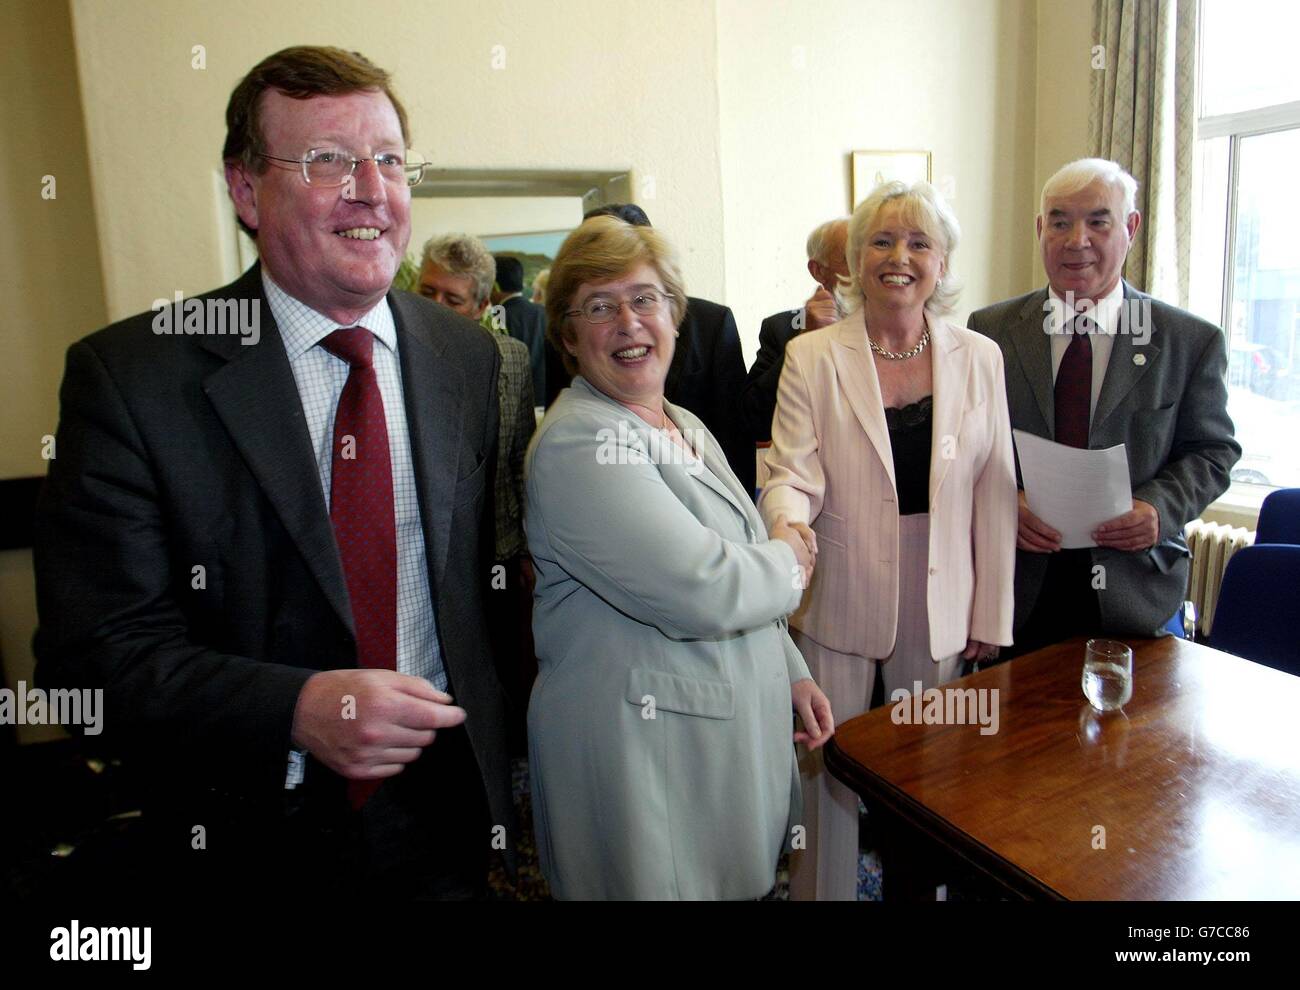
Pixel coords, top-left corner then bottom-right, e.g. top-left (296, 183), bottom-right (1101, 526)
top-left (1133, 353), bottom-right (1146, 366)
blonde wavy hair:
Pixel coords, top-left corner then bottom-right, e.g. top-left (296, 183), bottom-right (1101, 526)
top-left (844, 180), bottom-right (962, 315)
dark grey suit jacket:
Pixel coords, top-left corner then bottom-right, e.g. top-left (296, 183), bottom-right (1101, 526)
top-left (968, 282), bottom-right (1241, 636)
top-left (33, 264), bottom-right (513, 863)
top-left (502, 295), bottom-right (546, 405)
top-left (743, 308), bottom-right (800, 443)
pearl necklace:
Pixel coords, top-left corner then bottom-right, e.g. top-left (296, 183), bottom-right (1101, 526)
top-left (867, 328), bottom-right (930, 361)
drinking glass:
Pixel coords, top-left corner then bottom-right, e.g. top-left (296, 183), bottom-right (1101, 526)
top-left (1082, 639), bottom-right (1133, 712)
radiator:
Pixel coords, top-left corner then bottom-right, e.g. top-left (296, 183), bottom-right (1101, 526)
top-left (1184, 519), bottom-right (1255, 637)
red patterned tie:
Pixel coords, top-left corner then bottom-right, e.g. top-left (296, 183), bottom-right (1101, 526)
top-left (1054, 315), bottom-right (1093, 448)
top-left (320, 327), bottom-right (396, 810)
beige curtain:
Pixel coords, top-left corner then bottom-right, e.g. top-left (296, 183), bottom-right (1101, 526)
top-left (1089, 0), bottom-right (1198, 306)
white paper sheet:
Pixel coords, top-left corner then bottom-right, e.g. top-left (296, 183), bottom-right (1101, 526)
top-left (1013, 430), bottom-right (1132, 549)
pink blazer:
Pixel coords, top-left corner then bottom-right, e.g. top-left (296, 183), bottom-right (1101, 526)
top-left (758, 311), bottom-right (1017, 659)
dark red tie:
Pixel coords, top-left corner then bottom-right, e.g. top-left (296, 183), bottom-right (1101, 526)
top-left (320, 327), bottom-right (396, 810)
top-left (1054, 315), bottom-right (1093, 448)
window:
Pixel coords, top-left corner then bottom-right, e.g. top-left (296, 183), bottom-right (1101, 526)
top-left (1191, 0), bottom-right (1300, 492)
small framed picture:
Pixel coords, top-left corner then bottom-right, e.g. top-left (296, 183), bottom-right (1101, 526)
top-left (851, 150), bottom-right (933, 210)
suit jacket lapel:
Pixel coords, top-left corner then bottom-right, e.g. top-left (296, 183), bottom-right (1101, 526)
top-left (199, 265), bottom-right (353, 634)
top-left (927, 317), bottom-right (971, 504)
top-left (1092, 281), bottom-right (1160, 435)
top-left (571, 377), bottom-right (757, 537)
top-left (667, 399), bottom-right (759, 536)
top-left (391, 292), bottom-right (463, 595)
top-left (830, 313), bottom-right (896, 493)
top-left (663, 298), bottom-right (696, 400)
top-left (1008, 289), bottom-right (1055, 436)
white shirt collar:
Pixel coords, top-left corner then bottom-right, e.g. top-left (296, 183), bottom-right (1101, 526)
top-left (1046, 279), bottom-right (1126, 336)
top-left (261, 268), bottom-right (397, 361)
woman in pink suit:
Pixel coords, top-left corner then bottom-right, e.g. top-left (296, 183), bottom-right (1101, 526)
top-left (759, 181), bottom-right (1017, 901)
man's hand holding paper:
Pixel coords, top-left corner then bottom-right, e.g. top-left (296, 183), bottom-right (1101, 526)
top-left (1093, 499), bottom-right (1160, 551)
top-left (1012, 429), bottom-right (1134, 550)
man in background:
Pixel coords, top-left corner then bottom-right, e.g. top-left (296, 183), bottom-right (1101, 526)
top-left (418, 234), bottom-right (536, 751)
top-left (743, 217), bottom-right (849, 443)
top-left (493, 254), bottom-right (546, 405)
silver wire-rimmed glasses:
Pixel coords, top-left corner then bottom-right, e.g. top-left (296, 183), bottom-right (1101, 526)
top-left (255, 147), bottom-right (428, 187)
top-left (565, 290), bottom-right (671, 324)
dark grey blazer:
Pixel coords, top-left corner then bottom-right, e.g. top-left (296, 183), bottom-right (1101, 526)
top-left (743, 308), bottom-right (800, 443)
top-left (33, 264), bottom-right (513, 862)
top-left (502, 295), bottom-right (547, 405)
top-left (968, 282), bottom-right (1240, 636)
top-left (665, 296), bottom-right (755, 494)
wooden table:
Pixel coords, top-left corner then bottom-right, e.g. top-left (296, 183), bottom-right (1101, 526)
top-left (824, 636), bottom-right (1300, 900)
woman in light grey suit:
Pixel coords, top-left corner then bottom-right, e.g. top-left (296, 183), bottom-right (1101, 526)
top-left (525, 216), bottom-right (834, 900)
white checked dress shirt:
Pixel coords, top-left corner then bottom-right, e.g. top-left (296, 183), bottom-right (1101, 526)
top-left (263, 272), bottom-right (446, 787)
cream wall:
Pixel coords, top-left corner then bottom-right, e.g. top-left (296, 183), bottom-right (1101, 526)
top-left (1033, 0), bottom-right (1095, 286)
top-left (716, 0), bottom-right (1039, 360)
top-left (1, 0), bottom-right (106, 741)
top-left (0, 0), bottom-right (107, 479)
top-left (69, 0), bottom-right (726, 322)
top-left (68, 0), bottom-right (1092, 352)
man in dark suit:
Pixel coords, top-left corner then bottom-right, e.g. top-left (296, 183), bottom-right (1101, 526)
top-left (33, 46), bottom-right (512, 900)
top-left (493, 254), bottom-right (546, 405)
top-left (743, 217), bottom-right (849, 443)
top-left (969, 158), bottom-right (1240, 655)
top-left (543, 204), bottom-right (755, 493)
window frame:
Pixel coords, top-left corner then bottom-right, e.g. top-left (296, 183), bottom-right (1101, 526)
top-left (1196, 17), bottom-right (1300, 516)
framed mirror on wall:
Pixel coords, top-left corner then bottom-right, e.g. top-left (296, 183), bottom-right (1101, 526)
top-left (406, 168), bottom-right (634, 297)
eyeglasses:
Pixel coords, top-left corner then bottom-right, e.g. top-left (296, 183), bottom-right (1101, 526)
top-left (255, 148), bottom-right (428, 187)
top-left (565, 290), bottom-right (670, 324)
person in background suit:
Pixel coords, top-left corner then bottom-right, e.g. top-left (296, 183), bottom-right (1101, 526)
top-left (544, 203), bottom-right (755, 493)
top-left (33, 46), bottom-right (512, 901)
top-left (968, 158), bottom-right (1240, 655)
top-left (417, 232), bottom-right (537, 752)
top-left (761, 180), bottom-right (1017, 901)
top-left (526, 214), bottom-right (832, 899)
top-left (494, 254), bottom-right (547, 405)
top-left (744, 217), bottom-right (850, 443)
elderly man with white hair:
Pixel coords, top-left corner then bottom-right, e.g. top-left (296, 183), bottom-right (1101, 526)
top-left (968, 158), bottom-right (1240, 657)
top-left (744, 217), bottom-right (850, 443)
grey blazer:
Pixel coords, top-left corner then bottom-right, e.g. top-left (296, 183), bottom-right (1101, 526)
top-left (524, 376), bottom-right (810, 900)
top-left (968, 282), bottom-right (1241, 636)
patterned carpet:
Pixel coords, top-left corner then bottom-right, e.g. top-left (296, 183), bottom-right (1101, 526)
top-left (486, 758), bottom-right (553, 900)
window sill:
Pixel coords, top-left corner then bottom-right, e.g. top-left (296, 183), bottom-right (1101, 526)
top-left (1202, 483), bottom-right (1270, 531)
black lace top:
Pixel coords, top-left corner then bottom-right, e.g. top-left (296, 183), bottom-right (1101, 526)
top-left (884, 395), bottom-right (932, 515)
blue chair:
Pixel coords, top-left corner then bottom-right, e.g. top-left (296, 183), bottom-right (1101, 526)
top-left (1256, 488), bottom-right (1300, 545)
top-left (1205, 544), bottom-right (1300, 676)
top-left (1162, 602), bottom-right (1194, 639)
